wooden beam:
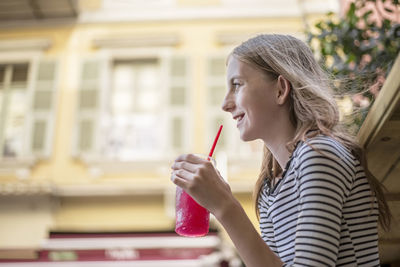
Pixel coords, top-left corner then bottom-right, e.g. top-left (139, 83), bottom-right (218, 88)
top-left (358, 54), bottom-right (400, 148)
top-left (366, 121), bottom-right (400, 182)
top-left (385, 193), bottom-right (400, 201)
top-left (379, 238), bottom-right (400, 245)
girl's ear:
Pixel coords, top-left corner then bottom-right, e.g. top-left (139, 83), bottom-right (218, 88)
top-left (276, 75), bottom-right (291, 105)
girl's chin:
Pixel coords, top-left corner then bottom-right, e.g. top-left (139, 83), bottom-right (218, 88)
top-left (239, 131), bottom-right (256, 142)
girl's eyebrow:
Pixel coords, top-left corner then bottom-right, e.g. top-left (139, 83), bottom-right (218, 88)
top-left (229, 75), bottom-right (245, 82)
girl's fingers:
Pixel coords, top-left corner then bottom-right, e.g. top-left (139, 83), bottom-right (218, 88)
top-left (175, 154), bottom-right (208, 164)
top-left (170, 172), bottom-right (188, 188)
top-left (173, 169), bottom-right (194, 180)
top-left (171, 160), bottom-right (198, 173)
top-left (170, 168), bottom-right (196, 190)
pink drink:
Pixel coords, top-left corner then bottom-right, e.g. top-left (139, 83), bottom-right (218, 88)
top-left (175, 186), bottom-right (210, 237)
top-left (175, 125), bottom-right (222, 237)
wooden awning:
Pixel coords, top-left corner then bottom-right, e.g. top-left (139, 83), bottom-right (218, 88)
top-left (357, 53), bottom-right (400, 264)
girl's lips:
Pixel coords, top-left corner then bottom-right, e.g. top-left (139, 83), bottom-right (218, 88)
top-left (233, 113), bottom-right (245, 121)
top-left (235, 114), bottom-right (245, 127)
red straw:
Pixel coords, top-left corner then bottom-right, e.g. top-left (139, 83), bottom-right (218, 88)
top-left (208, 125), bottom-right (223, 158)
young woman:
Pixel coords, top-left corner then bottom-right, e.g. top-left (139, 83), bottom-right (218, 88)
top-left (170, 34), bottom-right (391, 266)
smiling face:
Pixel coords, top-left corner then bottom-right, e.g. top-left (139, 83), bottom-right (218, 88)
top-left (222, 56), bottom-right (281, 142)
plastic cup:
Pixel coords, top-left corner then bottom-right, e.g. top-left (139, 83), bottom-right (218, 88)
top-left (175, 155), bottom-right (216, 237)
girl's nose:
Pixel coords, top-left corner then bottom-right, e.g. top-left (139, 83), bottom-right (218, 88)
top-left (221, 92), bottom-right (235, 113)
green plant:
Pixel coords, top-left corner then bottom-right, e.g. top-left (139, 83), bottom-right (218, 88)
top-left (307, 0), bottom-right (400, 131)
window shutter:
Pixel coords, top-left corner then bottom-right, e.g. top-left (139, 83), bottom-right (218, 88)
top-left (74, 60), bottom-right (103, 156)
top-left (30, 60), bottom-right (58, 157)
top-left (168, 56), bottom-right (190, 152)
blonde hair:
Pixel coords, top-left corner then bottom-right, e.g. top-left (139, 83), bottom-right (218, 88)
top-left (231, 34), bottom-right (391, 230)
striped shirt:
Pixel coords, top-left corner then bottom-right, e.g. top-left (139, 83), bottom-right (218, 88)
top-left (259, 135), bottom-right (380, 266)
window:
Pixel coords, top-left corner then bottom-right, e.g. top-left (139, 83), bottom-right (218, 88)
top-left (0, 59), bottom-right (57, 162)
top-left (75, 53), bottom-right (191, 163)
top-left (0, 63), bottom-right (29, 158)
top-left (101, 59), bottom-right (163, 159)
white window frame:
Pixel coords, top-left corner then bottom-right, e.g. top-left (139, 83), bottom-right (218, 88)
top-left (74, 48), bottom-right (193, 173)
top-left (0, 51), bottom-right (59, 174)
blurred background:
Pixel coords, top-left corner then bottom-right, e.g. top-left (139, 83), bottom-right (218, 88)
top-left (0, 0), bottom-right (399, 266)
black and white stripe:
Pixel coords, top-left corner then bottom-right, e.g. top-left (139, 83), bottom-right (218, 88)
top-left (259, 136), bottom-right (380, 266)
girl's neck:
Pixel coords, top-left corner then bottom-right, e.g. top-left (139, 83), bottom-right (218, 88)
top-left (263, 122), bottom-right (296, 171)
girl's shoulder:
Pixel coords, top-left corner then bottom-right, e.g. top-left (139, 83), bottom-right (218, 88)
top-left (294, 134), bottom-right (354, 163)
top-left (292, 134), bottom-right (357, 186)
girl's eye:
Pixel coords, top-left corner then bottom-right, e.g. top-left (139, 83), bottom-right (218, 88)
top-left (232, 82), bottom-right (241, 90)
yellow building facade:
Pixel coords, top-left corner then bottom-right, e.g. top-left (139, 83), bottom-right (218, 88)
top-left (0, 0), bottom-right (340, 263)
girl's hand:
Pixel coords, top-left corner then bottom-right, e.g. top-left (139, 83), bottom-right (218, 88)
top-left (170, 153), bottom-right (233, 217)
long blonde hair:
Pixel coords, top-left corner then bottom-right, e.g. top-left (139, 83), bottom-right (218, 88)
top-left (231, 34), bottom-right (391, 230)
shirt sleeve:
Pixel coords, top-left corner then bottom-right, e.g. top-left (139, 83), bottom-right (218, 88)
top-left (286, 140), bottom-right (353, 266)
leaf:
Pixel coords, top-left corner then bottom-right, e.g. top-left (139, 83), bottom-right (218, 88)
top-left (315, 21), bottom-right (325, 31)
top-left (347, 3), bottom-right (357, 21)
top-left (346, 53), bottom-right (357, 64)
top-left (362, 10), bottom-right (373, 21)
